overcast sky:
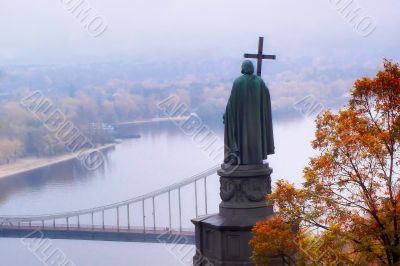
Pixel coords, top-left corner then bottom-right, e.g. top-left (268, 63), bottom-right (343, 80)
top-left (0, 0), bottom-right (399, 65)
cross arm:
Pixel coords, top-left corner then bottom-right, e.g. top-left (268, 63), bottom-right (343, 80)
top-left (263, 55), bottom-right (276, 60)
top-left (244, 53), bottom-right (258, 59)
top-left (243, 54), bottom-right (277, 60)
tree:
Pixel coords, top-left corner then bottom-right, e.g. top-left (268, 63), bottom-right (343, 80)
top-left (0, 139), bottom-right (24, 164)
top-left (250, 215), bottom-right (298, 265)
top-left (251, 60), bottom-right (400, 265)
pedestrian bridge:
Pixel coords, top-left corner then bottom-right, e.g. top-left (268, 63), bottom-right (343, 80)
top-left (0, 165), bottom-right (220, 244)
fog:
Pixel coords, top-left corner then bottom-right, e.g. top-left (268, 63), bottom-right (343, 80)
top-left (0, 0), bottom-right (399, 65)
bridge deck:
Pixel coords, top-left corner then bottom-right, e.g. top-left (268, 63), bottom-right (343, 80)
top-left (0, 225), bottom-right (195, 244)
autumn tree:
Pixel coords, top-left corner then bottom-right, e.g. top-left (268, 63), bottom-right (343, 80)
top-left (250, 215), bottom-right (298, 265)
top-left (251, 60), bottom-right (400, 265)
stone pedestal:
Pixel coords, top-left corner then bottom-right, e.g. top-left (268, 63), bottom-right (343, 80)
top-left (192, 163), bottom-right (281, 266)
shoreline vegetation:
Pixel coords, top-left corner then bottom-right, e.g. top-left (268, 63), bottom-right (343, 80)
top-left (0, 143), bottom-right (116, 180)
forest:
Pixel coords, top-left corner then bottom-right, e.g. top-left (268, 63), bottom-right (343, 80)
top-left (0, 57), bottom-right (367, 164)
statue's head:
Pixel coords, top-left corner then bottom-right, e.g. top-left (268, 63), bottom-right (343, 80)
top-left (241, 60), bottom-right (254, 75)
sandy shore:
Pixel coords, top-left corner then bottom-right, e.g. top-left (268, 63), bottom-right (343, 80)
top-left (0, 143), bottom-right (116, 179)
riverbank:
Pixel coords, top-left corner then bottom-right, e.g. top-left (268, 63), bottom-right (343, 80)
top-left (0, 143), bottom-right (116, 179)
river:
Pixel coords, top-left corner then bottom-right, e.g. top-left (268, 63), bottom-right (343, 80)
top-left (0, 118), bottom-right (316, 266)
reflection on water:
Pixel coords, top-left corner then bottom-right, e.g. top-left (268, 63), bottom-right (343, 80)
top-left (0, 238), bottom-right (194, 266)
top-left (0, 159), bottom-right (107, 207)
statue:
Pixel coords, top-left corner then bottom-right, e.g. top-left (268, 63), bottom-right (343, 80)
top-left (193, 37), bottom-right (280, 266)
top-left (223, 60), bottom-right (275, 165)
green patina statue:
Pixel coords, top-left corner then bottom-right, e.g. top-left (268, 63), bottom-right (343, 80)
top-left (223, 60), bottom-right (275, 165)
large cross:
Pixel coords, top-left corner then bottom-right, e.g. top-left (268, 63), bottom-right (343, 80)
top-left (244, 37), bottom-right (276, 76)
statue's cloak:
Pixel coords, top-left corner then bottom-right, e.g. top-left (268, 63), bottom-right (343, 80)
top-left (224, 61), bottom-right (275, 165)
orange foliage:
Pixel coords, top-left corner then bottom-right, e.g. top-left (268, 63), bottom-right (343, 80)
top-left (251, 60), bottom-right (400, 265)
top-left (250, 215), bottom-right (298, 265)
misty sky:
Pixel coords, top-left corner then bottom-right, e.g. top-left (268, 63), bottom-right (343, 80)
top-left (0, 0), bottom-right (399, 65)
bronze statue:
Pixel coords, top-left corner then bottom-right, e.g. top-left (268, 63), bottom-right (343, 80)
top-left (224, 60), bottom-right (275, 165)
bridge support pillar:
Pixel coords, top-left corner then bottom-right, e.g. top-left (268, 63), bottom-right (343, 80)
top-left (192, 163), bottom-right (282, 266)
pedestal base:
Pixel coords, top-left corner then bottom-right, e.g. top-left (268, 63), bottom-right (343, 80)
top-left (192, 164), bottom-right (283, 266)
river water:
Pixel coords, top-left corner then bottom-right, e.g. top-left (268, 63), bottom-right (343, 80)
top-left (0, 118), bottom-right (315, 266)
